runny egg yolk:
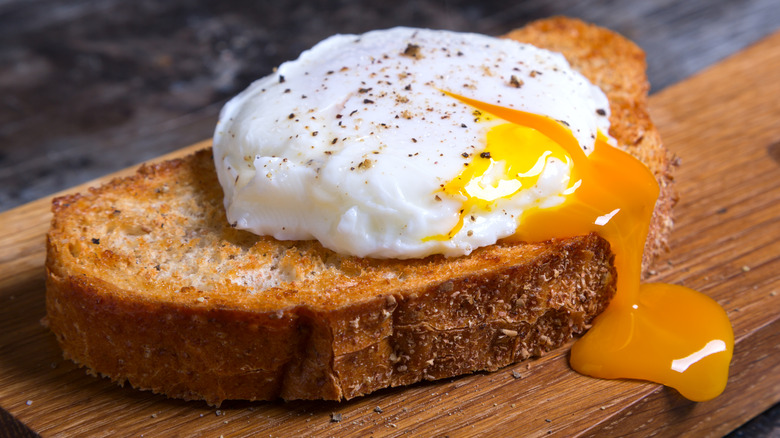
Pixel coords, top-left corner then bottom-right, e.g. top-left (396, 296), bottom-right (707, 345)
top-left (441, 92), bottom-right (734, 401)
top-left (432, 118), bottom-right (572, 240)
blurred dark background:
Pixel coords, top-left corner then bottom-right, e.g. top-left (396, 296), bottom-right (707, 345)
top-left (0, 1), bottom-right (778, 435)
top-left (2, 0), bottom-right (780, 212)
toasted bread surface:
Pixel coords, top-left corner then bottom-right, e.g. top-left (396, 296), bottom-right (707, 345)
top-left (45, 17), bottom-right (673, 405)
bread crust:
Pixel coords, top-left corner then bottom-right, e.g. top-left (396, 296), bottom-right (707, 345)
top-left (45, 17), bottom-right (673, 405)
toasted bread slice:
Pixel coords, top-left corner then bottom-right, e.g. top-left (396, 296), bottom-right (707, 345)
top-left (45, 17), bottom-right (674, 405)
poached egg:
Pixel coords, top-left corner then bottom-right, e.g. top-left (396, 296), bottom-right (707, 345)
top-left (213, 27), bottom-right (611, 259)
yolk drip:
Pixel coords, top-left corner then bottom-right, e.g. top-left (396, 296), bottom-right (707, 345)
top-left (431, 123), bottom-right (571, 239)
top-left (442, 92), bottom-right (734, 401)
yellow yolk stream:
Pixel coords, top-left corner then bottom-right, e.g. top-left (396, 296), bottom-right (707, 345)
top-left (440, 92), bottom-right (734, 401)
top-left (429, 121), bottom-right (571, 240)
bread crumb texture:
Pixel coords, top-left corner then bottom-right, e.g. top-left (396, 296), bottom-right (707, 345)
top-left (44, 17), bottom-right (672, 405)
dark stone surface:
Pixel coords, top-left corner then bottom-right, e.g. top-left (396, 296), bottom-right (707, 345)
top-left (2, 0), bottom-right (780, 211)
top-left (0, 1), bottom-right (778, 435)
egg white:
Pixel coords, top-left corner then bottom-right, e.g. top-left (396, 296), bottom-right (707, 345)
top-left (213, 27), bottom-right (612, 258)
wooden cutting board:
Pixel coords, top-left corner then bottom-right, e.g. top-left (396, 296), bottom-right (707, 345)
top-left (1, 30), bottom-right (778, 438)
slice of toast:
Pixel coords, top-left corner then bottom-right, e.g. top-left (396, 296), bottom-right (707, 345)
top-left (44, 17), bottom-right (675, 406)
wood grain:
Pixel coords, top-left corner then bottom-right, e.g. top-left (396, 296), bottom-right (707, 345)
top-left (0, 31), bottom-right (778, 438)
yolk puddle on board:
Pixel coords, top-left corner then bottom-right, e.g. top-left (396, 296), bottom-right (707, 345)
top-left (442, 92), bottom-right (734, 401)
